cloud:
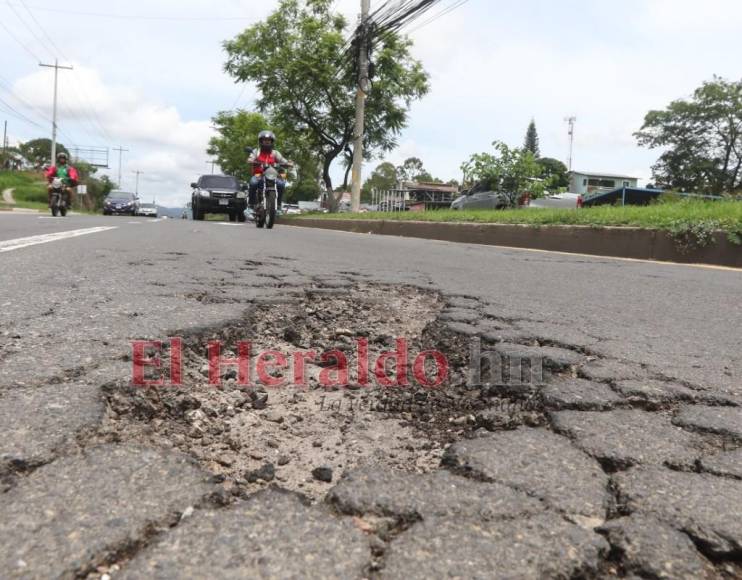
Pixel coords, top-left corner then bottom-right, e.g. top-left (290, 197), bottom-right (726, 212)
top-left (12, 65), bottom-right (216, 206)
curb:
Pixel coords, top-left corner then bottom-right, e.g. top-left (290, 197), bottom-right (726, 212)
top-left (287, 219), bottom-right (742, 269)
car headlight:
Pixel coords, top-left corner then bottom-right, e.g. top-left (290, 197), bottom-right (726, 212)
top-left (199, 190), bottom-right (211, 197)
top-left (236, 192), bottom-right (246, 199)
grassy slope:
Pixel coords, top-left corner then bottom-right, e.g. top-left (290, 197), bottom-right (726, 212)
top-left (293, 200), bottom-right (742, 239)
top-left (0, 171), bottom-right (48, 210)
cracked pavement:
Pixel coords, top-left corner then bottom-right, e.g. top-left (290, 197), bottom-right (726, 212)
top-left (0, 213), bottom-right (740, 579)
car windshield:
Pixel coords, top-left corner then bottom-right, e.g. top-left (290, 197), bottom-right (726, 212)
top-left (200, 176), bottom-right (238, 189)
top-left (141, 203), bottom-right (156, 208)
top-left (107, 197), bottom-right (133, 203)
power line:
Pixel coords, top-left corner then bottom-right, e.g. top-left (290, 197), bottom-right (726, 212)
top-left (2, 1), bottom-right (254, 21)
top-left (0, 15), bottom-right (42, 62)
top-left (17, 0), bottom-right (67, 58)
top-left (6, 0), bottom-right (55, 60)
top-left (10, 0), bottom-right (114, 143)
top-left (406, 0), bottom-right (470, 33)
top-left (0, 94), bottom-right (44, 129)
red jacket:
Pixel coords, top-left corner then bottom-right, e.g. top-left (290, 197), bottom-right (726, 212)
top-left (249, 149), bottom-right (288, 176)
top-left (45, 164), bottom-right (79, 185)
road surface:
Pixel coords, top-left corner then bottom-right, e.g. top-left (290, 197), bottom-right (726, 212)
top-left (1, 212), bottom-right (740, 578)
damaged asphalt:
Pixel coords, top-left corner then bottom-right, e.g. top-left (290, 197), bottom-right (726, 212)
top-left (0, 213), bottom-right (741, 579)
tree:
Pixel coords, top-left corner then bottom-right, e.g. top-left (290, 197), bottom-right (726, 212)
top-left (461, 141), bottom-right (544, 205)
top-left (19, 139), bottom-right (69, 169)
top-left (207, 110), bottom-right (271, 182)
top-left (395, 156), bottom-right (439, 183)
top-left (524, 119), bottom-right (540, 158)
top-left (362, 161), bottom-right (397, 197)
top-left (396, 157), bottom-right (424, 182)
top-left (207, 110), bottom-right (322, 201)
top-left (223, 0), bottom-right (429, 210)
top-left (538, 157), bottom-right (569, 191)
top-left (635, 77), bottom-right (742, 194)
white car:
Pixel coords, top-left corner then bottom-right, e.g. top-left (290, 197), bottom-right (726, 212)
top-left (137, 203), bottom-right (158, 217)
top-left (527, 192), bottom-right (583, 209)
top-left (281, 203), bottom-right (302, 215)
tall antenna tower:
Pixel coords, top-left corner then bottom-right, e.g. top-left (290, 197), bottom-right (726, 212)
top-left (565, 116), bottom-right (577, 171)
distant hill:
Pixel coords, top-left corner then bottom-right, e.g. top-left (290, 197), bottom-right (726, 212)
top-left (156, 206), bottom-right (188, 218)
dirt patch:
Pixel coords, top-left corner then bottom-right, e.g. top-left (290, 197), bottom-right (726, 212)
top-left (97, 284), bottom-right (496, 499)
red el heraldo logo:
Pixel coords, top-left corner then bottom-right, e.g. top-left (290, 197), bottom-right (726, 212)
top-left (131, 337), bottom-right (449, 389)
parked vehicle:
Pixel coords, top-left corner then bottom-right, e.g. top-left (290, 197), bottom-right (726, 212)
top-left (191, 175), bottom-right (246, 222)
top-left (137, 202), bottom-right (158, 217)
top-left (527, 192), bottom-right (584, 209)
top-left (103, 191), bottom-right (139, 216)
top-left (49, 177), bottom-right (69, 217)
top-left (450, 188), bottom-right (510, 210)
top-left (281, 203), bottom-right (301, 215)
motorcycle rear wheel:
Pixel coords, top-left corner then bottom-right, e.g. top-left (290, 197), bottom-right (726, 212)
top-left (51, 205), bottom-right (59, 217)
top-left (60, 206), bottom-right (67, 217)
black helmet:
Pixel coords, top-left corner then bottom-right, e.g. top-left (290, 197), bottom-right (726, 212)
top-left (258, 130), bottom-right (275, 147)
top-left (57, 152), bottom-right (68, 161)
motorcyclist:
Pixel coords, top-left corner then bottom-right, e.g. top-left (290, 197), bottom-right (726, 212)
top-left (45, 152), bottom-right (79, 208)
top-left (247, 131), bottom-right (291, 208)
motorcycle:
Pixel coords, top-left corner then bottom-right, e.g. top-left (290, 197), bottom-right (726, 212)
top-left (49, 177), bottom-right (69, 217)
top-left (248, 156), bottom-right (292, 230)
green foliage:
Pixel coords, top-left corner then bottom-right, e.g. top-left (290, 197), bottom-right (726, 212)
top-left (302, 198), bottom-right (742, 248)
top-left (0, 171), bottom-right (47, 206)
top-left (636, 76), bottom-right (742, 195)
top-left (460, 141), bottom-right (544, 204)
top-left (524, 119), bottom-right (540, 157)
top-left (538, 157), bottom-right (569, 190)
top-left (206, 109), bottom-right (321, 202)
top-left (207, 110), bottom-right (271, 182)
top-left (223, 0), bottom-right (429, 209)
top-left (362, 161), bottom-right (397, 197)
top-left (396, 157), bottom-right (425, 182)
top-left (18, 139), bottom-right (69, 169)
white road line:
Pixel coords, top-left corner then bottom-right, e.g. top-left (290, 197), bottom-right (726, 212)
top-left (216, 223), bottom-right (243, 227)
top-left (0, 227), bottom-right (118, 253)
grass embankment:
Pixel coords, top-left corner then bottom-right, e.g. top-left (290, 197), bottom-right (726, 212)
top-left (294, 200), bottom-right (742, 244)
top-left (0, 171), bottom-right (48, 210)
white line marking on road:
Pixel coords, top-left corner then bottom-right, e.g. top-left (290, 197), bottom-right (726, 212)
top-left (216, 223), bottom-right (243, 227)
top-left (0, 227), bottom-right (118, 253)
top-left (127, 221), bottom-right (143, 225)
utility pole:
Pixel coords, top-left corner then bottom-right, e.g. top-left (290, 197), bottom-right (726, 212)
top-left (132, 170), bottom-right (144, 195)
top-left (206, 160), bottom-right (216, 173)
top-left (113, 146), bottom-right (129, 188)
top-left (350, 0), bottom-right (371, 213)
top-left (565, 116), bottom-right (577, 171)
top-left (2, 121), bottom-right (7, 154)
top-left (39, 60), bottom-right (74, 166)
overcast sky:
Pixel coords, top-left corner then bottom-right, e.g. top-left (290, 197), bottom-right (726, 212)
top-left (1, 0), bottom-right (740, 206)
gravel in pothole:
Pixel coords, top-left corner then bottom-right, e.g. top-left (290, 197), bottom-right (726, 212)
top-left (98, 284), bottom-right (491, 498)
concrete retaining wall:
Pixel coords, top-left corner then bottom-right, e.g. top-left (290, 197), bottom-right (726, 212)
top-left (287, 219), bottom-right (742, 268)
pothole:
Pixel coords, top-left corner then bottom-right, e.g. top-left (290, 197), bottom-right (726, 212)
top-left (97, 284), bottom-right (493, 499)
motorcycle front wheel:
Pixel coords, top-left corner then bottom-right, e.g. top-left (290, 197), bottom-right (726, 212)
top-left (266, 191), bottom-right (277, 229)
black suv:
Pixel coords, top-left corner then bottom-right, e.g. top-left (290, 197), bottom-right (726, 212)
top-left (191, 175), bottom-right (246, 221)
